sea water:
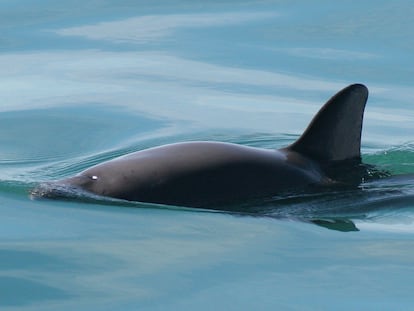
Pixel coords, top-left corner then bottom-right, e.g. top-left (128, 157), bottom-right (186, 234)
top-left (0, 1), bottom-right (414, 310)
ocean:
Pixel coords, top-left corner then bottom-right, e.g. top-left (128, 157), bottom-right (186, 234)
top-left (1, 1), bottom-right (414, 310)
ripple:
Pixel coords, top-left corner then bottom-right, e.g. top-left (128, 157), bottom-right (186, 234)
top-left (4, 130), bottom-right (414, 228)
top-left (363, 142), bottom-right (414, 174)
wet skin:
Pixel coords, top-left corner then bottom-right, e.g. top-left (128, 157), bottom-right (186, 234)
top-left (33, 84), bottom-right (369, 208)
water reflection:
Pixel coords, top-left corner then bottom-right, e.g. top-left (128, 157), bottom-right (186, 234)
top-left (2, 49), bottom-right (413, 140)
top-left (0, 249), bottom-right (75, 270)
top-left (0, 3), bottom-right (413, 139)
top-left (0, 203), bottom-right (413, 310)
top-left (0, 276), bottom-right (71, 307)
top-left (273, 47), bottom-right (379, 60)
top-left (0, 249), bottom-right (76, 307)
top-left (56, 12), bottom-right (278, 43)
top-left (0, 1), bottom-right (414, 309)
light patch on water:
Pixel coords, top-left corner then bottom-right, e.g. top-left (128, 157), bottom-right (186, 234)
top-left (0, 48), bottom-right (413, 142)
top-left (55, 12), bottom-right (279, 43)
top-left (0, 50), bottom-right (344, 97)
top-left (356, 220), bottom-right (414, 233)
top-left (0, 11), bottom-right (412, 137)
top-left (194, 94), bottom-right (315, 113)
top-left (0, 50), bottom-right (346, 133)
top-left (273, 47), bottom-right (379, 60)
top-left (368, 109), bottom-right (414, 123)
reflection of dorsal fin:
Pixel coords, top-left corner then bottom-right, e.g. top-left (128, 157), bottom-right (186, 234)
top-left (288, 84), bottom-right (368, 162)
top-left (311, 219), bottom-right (359, 232)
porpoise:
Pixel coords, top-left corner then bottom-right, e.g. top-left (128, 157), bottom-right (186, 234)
top-left (32, 84), bottom-right (369, 208)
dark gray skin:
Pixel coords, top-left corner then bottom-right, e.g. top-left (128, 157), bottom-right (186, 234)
top-left (60, 142), bottom-right (329, 207)
top-left (33, 84), bottom-right (369, 208)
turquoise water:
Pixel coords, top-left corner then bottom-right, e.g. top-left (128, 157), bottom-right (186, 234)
top-left (1, 1), bottom-right (414, 310)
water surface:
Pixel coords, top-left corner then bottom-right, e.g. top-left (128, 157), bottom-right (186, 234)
top-left (1, 1), bottom-right (414, 310)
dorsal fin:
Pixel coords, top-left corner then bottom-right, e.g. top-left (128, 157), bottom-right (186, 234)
top-left (288, 84), bottom-right (368, 162)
